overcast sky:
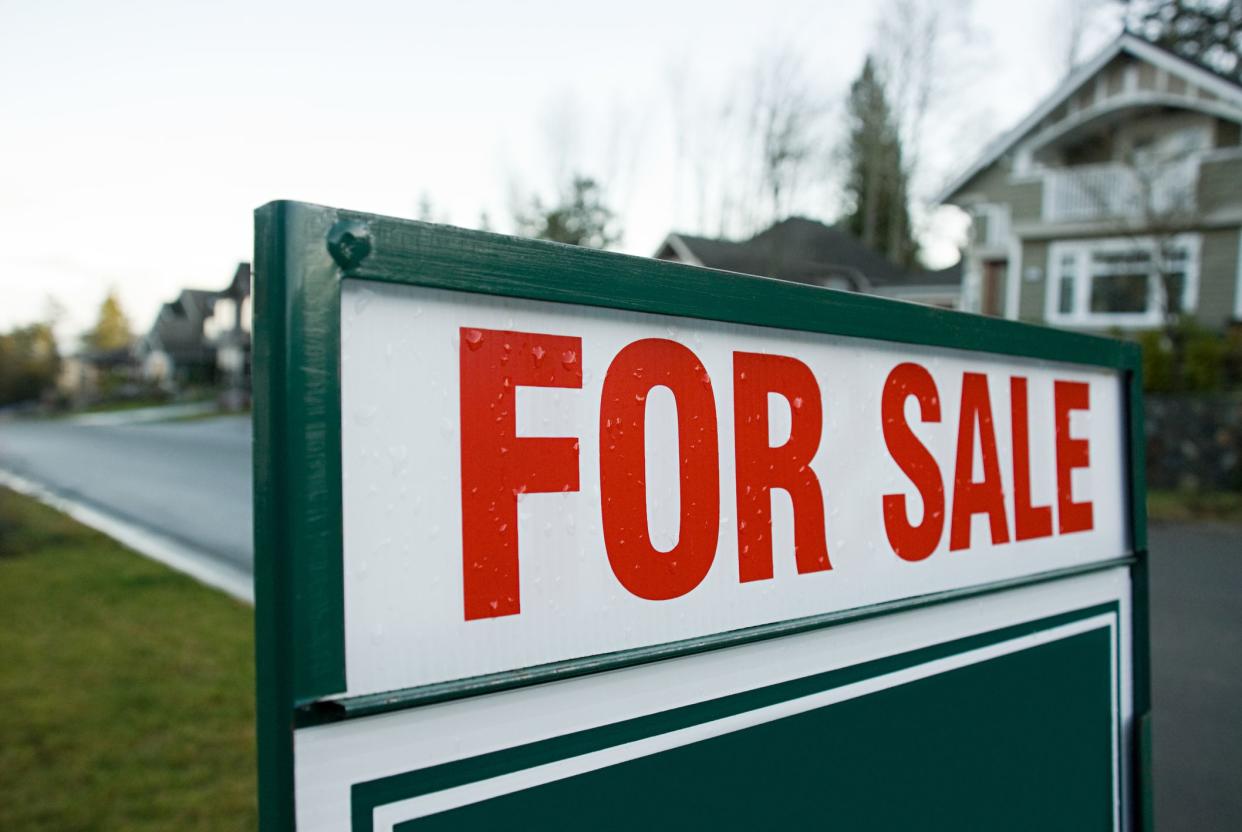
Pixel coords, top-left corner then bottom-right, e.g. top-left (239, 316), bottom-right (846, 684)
top-left (0, 0), bottom-right (1120, 343)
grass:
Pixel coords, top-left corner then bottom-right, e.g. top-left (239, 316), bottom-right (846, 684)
top-left (0, 487), bottom-right (256, 830)
top-left (1147, 489), bottom-right (1242, 524)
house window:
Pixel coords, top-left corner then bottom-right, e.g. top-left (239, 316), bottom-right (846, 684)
top-left (1057, 253), bottom-right (1076, 315)
top-left (1089, 250), bottom-right (1149, 313)
top-left (1047, 235), bottom-right (1200, 327)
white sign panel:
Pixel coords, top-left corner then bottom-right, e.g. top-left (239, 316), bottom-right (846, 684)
top-left (339, 281), bottom-right (1128, 699)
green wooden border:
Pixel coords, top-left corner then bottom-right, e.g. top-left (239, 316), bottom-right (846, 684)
top-left (252, 200), bottom-right (1152, 831)
top-left (254, 202), bottom-right (348, 831)
top-left (350, 602), bottom-right (1121, 832)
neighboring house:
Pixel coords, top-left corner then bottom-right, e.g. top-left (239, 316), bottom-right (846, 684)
top-left (56, 347), bottom-right (132, 403)
top-left (136, 263), bottom-right (252, 389)
top-left (937, 33), bottom-right (1242, 331)
top-left (654, 217), bottom-right (962, 308)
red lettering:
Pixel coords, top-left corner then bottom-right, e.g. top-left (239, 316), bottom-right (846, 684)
top-left (1054, 380), bottom-right (1094, 533)
top-left (733, 352), bottom-right (830, 582)
top-left (600, 339), bottom-right (720, 600)
top-left (950, 372), bottom-right (1010, 550)
top-left (1010, 376), bottom-right (1053, 541)
top-left (459, 328), bottom-right (581, 620)
top-left (881, 362), bottom-right (945, 561)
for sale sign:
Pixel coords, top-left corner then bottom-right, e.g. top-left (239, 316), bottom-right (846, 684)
top-left (254, 202), bottom-right (1151, 832)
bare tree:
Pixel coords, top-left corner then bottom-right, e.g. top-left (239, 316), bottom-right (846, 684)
top-left (662, 46), bottom-right (834, 240)
top-left (1076, 132), bottom-right (1203, 382)
top-left (745, 51), bottom-right (827, 225)
top-left (504, 92), bottom-right (641, 247)
top-left (871, 0), bottom-right (981, 254)
top-left (1055, 0), bottom-right (1120, 72)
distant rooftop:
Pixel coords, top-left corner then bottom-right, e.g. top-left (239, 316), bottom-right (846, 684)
top-left (655, 217), bottom-right (960, 292)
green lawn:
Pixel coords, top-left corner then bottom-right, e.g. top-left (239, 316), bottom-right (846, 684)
top-left (0, 487), bottom-right (256, 830)
top-left (1148, 489), bottom-right (1242, 524)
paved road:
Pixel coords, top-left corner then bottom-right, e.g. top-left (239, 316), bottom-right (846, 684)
top-left (0, 415), bottom-right (1237, 826)
top-left (1149, 521), bottom-right (1242, 832)
top-left (0, 414), bottom-right (253, 571)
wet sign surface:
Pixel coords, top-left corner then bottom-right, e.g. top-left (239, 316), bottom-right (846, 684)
top-left (254, 202), bottom-right (1151, 831)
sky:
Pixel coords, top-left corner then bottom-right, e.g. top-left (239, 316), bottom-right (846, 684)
top-left (0, 0), bottom-right (1121, 345)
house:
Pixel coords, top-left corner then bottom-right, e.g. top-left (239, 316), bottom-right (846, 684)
top-left (136, 263), bottom-right (252, 390)
top-left (937, 33), bottom-right (1242, 331)
top-left (654, 217), bottom-right (963, 308)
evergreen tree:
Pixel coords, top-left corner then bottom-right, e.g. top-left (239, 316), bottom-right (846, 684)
top-left (514, 175), bottom-right (621, 250)
top-left (841, 57), bottom-right (918, 267)
top-left (84, 289), bottom-right (133, 352)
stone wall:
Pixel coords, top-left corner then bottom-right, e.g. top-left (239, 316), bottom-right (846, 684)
top-left (1145, 393), bottom-right (1242, 491)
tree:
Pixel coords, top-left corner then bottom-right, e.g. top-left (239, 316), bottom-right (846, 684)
top-left (1121, 0), bottom-right (1242, 84)
top-left (841, 57), bottom-right (918, 266)
top-left (0, 321), bottom-right (60, 406)
top-left (1075, 123), bottom-right (1203, 386)
top-left (83, 289), bottom-right (133, 352)
top-left (513, 175), bottom-right (622, 249)
top-left (744, 52), bottom-right (826, 229)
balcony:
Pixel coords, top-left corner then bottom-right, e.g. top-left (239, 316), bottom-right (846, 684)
top-left (1042, 159), bottom-right (1198, 224)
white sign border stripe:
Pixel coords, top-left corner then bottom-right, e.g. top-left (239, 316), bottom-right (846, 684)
top-left (372, 614), bottom-right (1120, 830)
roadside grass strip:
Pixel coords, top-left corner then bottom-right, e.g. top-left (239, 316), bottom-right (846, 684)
top-left (0, 486), bottom-right (256, 830)
top-left (1148, 489), bottom-right (1242, 524)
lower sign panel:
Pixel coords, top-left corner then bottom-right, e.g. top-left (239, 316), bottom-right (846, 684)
top-left (296, 568), bottom-right (1131, 831)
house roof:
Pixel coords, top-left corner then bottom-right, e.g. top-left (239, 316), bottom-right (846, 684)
top-left (658, 217), bottom-right (961, 291)
top-left (935, 32), bottom-right (1242, 205)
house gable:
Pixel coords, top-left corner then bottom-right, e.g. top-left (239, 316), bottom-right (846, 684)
top-left (939, 33), bottom-right (1242, 206)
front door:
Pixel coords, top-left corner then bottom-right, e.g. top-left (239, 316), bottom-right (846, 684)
top-left (981, 259), bottom-right (1007, 317)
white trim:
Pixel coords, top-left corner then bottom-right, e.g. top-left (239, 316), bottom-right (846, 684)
top-left (1125, 37), bottom-right (1242, 106)
top-left (936, 34), bottom-right (1242, 204)
top-left (1005, 233), bottom-right (1023, 319)
top-left (1234, 228), bottom-right (1242, 320)
top-left (934, 37), bottom-right (1126, 203)
top-left (374, 616), bottom-right (1119, 829)
top-left (659, 233), bottom-right (703, 266)
top-left (1201, 145), bottom-right (1242, 164)
top-left (1024, 92), bottom-right (1242, 162)
top-left (1045, 233), bottom-right (1202, 329)
top-left (294, 567), bottom-right (1134, 832)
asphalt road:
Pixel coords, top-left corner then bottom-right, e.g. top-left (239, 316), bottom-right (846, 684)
top-left (1149, 521), bottom-right (1242, 831)
top-left (0, 413), bottom-right (1237, 827)
top-left (0, 414), bottom-right (253, 571)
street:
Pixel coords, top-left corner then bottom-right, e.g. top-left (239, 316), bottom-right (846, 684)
top-left (1149, 521), bottom-right (1242, 831)
top-left (0, 414), bottom-right (1238, 828)
top-left (0, 414), bottom-right (252, 572)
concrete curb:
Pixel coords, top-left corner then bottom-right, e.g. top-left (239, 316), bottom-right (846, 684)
top-left (0, 468), bottom-right (254, 604)
top-left (63, 401), bottom-right (221, 427)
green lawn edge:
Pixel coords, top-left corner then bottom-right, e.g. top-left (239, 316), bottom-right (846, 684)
top-left (1147, 489), bottom-right (1242, 525)
top-left (0, 486), bottom-right (256, 830)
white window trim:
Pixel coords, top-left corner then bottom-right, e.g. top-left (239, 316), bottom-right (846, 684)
top-left (1234, 229), bottom-right (1242, 321)
top-left (1045, 234), bottom-right (1201, 328)
top-left (1006, 234), bottom-right (1022, 320)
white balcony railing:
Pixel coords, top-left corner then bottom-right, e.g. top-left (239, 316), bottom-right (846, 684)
top-left (1042, 159), bottom-right (1198, 223)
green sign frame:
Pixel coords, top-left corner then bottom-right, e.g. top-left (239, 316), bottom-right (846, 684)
top-left (253, 200), bottom-right (1152, 831)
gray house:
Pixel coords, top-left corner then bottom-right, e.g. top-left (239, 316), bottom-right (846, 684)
top-left (136, 263), bottom-right (252, 389)
top-left (655, 217), bottom-right (962, 308)
top-left (937, 33), bottom-right (1242, 330)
